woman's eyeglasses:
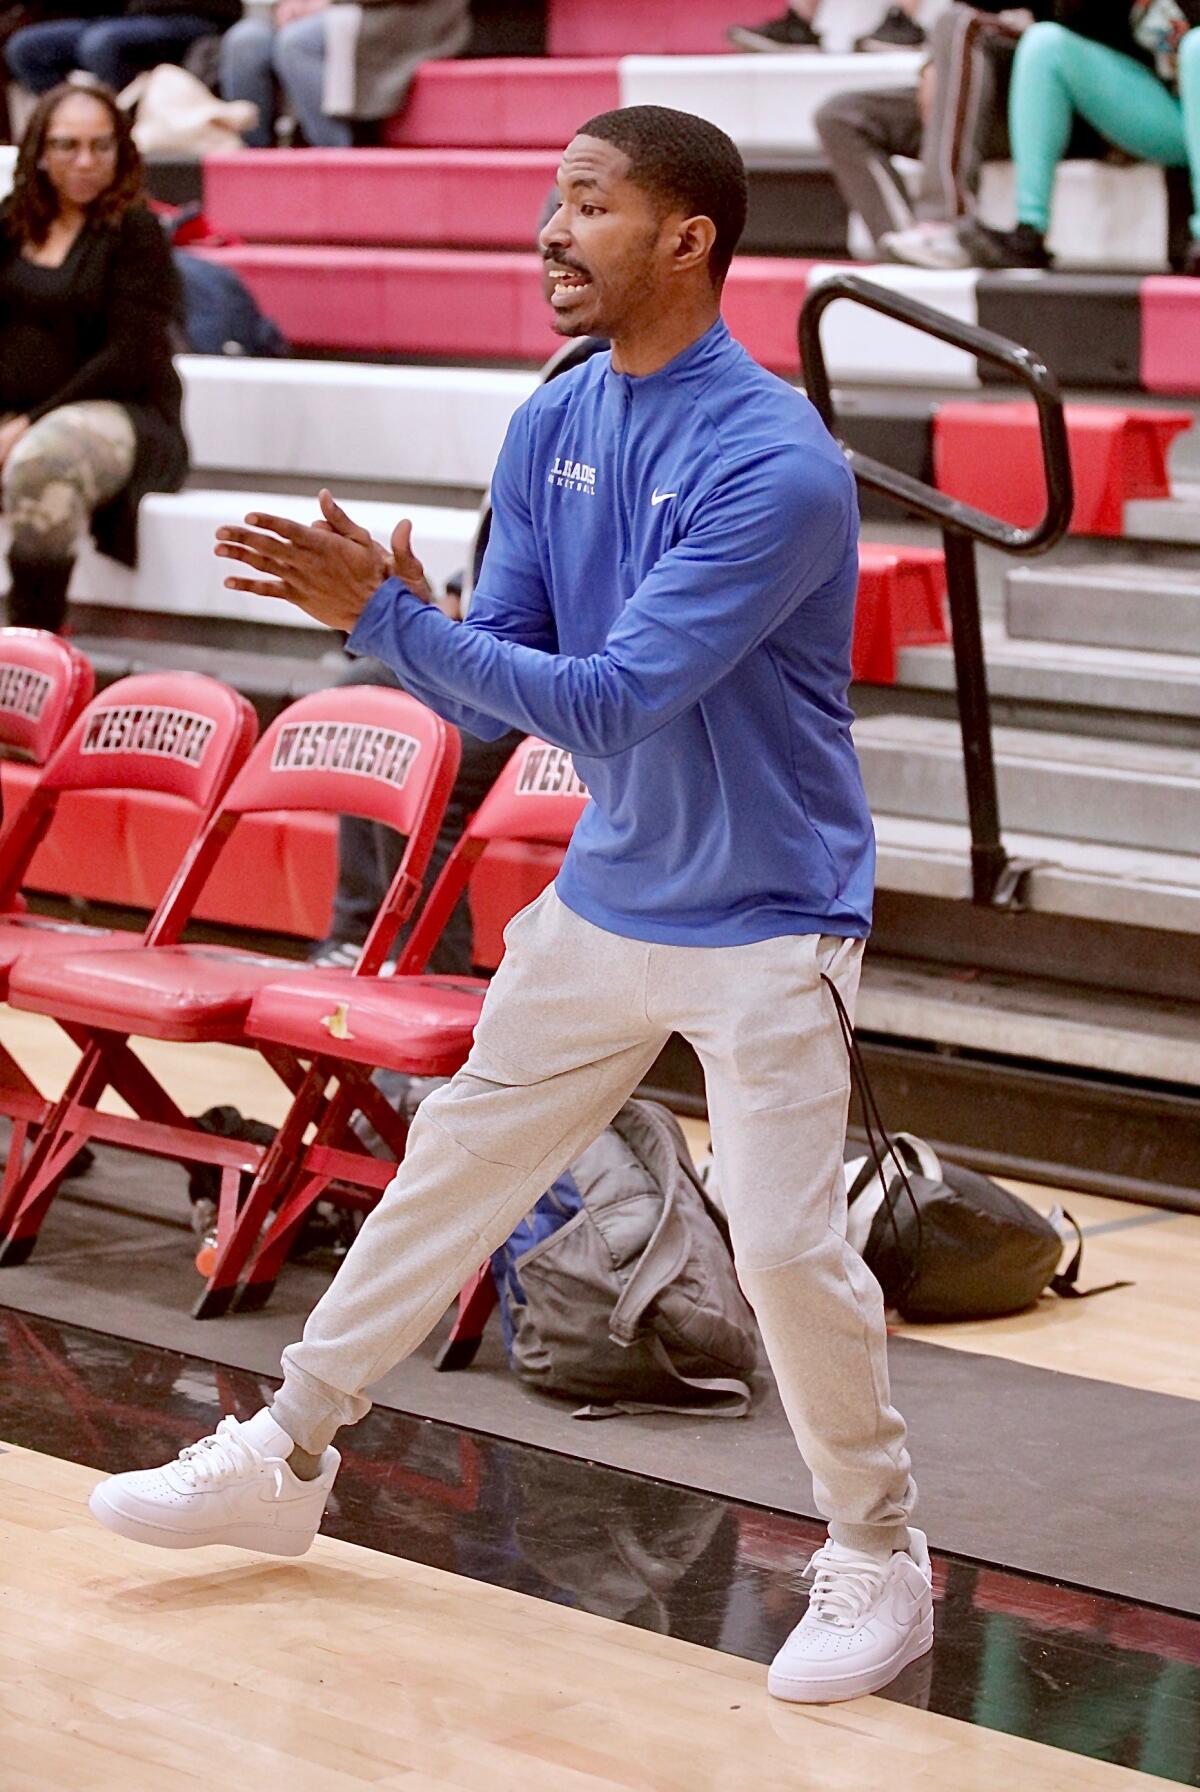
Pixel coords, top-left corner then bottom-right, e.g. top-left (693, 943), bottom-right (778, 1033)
top-left (44, 135), bottom-right (119, 159)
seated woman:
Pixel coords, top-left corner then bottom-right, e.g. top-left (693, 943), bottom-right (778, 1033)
top-left (962, 0), bottom-right (1200, 271)
top-left (0, 80), bottom-right (186, 631)
top-left (218, 0), bottom-right (469, 149)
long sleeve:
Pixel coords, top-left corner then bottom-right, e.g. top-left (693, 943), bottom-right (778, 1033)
top-left (349, 401), bottom-right (560, 740)
top-left (349, 439), bottom-right (854, 761)
top-left (26, 210), bottom-right (180, 425)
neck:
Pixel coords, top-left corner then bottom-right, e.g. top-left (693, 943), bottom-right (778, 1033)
top-left (609, 291), bottom-right (722, 377)
top-left (53, 201), bottom-right (87, 233)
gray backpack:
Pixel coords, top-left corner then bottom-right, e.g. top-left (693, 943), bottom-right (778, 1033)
top-left (501, 1100), bottom-right (758, 1419)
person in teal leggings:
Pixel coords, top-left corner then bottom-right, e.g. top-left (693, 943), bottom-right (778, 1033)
top-left (962, 3), bottom-right (1200, 273)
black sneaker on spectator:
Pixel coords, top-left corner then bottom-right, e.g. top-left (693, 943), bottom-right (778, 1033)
top-left (727, 11), bottom-right (821, 51)
top-left (957, 220), bottom-right (1052, 270)
top-left (854, 7), bottom-right (927, 51)
top-left (308, 938), bottom-right (362, 970)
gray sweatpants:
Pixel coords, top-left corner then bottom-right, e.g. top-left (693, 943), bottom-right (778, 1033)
top-left (272, 887), bottom-right (917, 1555)
top-left (815, 5), bottom-right (1018, 248)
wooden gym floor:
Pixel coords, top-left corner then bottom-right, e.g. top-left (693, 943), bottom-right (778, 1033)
top-left (2, 1010), bottom-right (1199, 1789)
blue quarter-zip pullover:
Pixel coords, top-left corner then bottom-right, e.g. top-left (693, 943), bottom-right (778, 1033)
top-left (348, 316), bottom-right (874, 947)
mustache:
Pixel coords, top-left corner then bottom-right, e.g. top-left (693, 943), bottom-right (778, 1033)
top-left (543, 254), bottom-right (590, 276)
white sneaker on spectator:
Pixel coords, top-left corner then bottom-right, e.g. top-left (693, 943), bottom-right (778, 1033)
top-left (88, 1409), bottom-right (339, 1556)
top-left (308, 938), bottom-right (362, 970)
top-left (768, 1528), bottom-right (933, 1703)
top-left (880, 222), bottom-right (972, 270)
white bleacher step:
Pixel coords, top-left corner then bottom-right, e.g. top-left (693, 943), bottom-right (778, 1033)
top-left (618, 53), bottom-right (923, 156)
top-left (179, 358), bottom-right (536, 490)
top-left (1006, 562), bottom-right (1200, 656)
top-left (1124, 483), bottom-right (1200, 546)
top-left (857, 957), bottom-right (1200, 1087)
top-left (855, 713), bottom-right (1200, 855)
top-left (807, 264), bottom-right (981, 389)
top-left (873, 812), bottom-right (1200, 934)
top-left (60, 492), bottom-right (478, 627)
top-left (895, 622), bottom-right (1200, 719)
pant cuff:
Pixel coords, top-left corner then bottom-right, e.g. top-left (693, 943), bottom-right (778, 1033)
top-left (827, 1520), bottom-right (913, 1559)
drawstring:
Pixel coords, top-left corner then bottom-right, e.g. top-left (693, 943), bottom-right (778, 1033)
top-left (822, 972), bottom-right (923, 1298)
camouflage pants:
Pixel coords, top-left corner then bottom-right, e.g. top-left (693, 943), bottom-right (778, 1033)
top-left (3, 400), bottom-right (136, 562)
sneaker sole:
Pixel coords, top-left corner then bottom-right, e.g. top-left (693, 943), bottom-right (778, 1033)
top-left (855, 36), bottom-right (925, 51)
top-left (767, 1609), bottom-right (934, 1704)
top-left (88, 1482), bottom-right (321, 1557)
top-left (726, 30), bottom-right (821, 50)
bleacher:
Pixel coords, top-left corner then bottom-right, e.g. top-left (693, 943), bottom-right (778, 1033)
top-left (7, 0), bottom-right (1200, 1197)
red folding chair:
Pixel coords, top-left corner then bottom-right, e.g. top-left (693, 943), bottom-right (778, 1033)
top-left (0, 665), bottom-right (254, 1208)
top-left (192, 736), bottom-right (589, 1330)
top-left (0, 686), bottom-right (459, 1269)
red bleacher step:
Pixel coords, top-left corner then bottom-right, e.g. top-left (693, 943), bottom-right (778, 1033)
top-left (194, 244), bottom-right (818, 371)
top-left (1141, 278), bottom-right (1200, 397)
top-left (854, 544), bottom-right (948, 685)
top-left (381, 57), bottom-right (620, 149)
top-left (934, 402), bottom-right (1194, 536)
top-left (203, 149), bottom-right (561, 249)
top-left (548, 0), bottom-right (734, 55)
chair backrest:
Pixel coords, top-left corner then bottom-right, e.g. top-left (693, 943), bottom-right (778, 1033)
top-left (0, 671), bottom-right (257, 913)
top-left (397, 736), bottom-right (589, 974)
top-left (147, 685), bottom-right (461, 963)
top-left (465, 738), bottom-right (590, 847)
top-left (0, 629), bottom-right (94, 765)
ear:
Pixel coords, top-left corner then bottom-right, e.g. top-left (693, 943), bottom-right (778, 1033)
top-left (670, 213), bottom-right (718, 277)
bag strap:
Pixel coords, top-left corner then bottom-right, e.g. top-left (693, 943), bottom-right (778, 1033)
top-left (572, 1337), bottom-right (752, 1420)
top-left (822, 973), bottom-right (924, 1296)
top-left (1048, 1209), bottom-right (1135, 1301)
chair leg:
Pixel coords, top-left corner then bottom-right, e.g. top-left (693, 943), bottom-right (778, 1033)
top-left (434, 1263), bottom-right (498, 1372)
top-left (233, 1077), bottom-right (364, 1310)
top-left (0, 1040), bottom-right (111, 1262)
top-left (192, 1065), bottom-right (326, 1319)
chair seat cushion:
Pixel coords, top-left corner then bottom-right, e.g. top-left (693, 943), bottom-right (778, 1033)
top-left (0, 914), bottom-right (133, 995)
top-left (7, 943), bottom-right (315, 1042)
top-left (245, 970), bottom-right (485, 1074)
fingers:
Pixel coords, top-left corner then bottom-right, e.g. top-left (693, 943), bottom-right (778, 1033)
top-left (215, 537), bottom-right (293, 577)
top-left (216, 513), bottom-right (320, 550)
top-left (319, 488), bottom-right (373, 546)
top-left (221, 575), bottom-right (296, 599)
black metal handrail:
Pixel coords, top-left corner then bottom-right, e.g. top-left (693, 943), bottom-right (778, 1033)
top-left (799, 272), bottom-right (1075, 906)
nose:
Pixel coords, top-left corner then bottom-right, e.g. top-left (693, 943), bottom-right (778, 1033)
top-left (538, 200), bottom-right (570, 258)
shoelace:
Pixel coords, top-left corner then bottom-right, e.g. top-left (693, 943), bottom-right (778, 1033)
top-left (803, 1545), bottom-right (889, 1629)
top-left (175, 1415), bottom-right (286, 1497)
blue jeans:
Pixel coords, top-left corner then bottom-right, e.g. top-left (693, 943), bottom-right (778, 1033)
top-left (6, 13), bottom-right (219, 93)
top-left (219, 13), bottom-right (351, 148)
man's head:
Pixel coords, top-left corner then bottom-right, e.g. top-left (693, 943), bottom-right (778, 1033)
top-left (539, 106), bottom-right (747, 348)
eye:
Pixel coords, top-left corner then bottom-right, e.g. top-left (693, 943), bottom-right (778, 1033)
top-left (580, 203), bottom-right (604, 218)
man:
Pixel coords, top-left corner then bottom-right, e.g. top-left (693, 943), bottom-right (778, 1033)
top-left (815, 3), bottom-right (1054, 267)
top-left (89, 105), bottom-right (932, 1706)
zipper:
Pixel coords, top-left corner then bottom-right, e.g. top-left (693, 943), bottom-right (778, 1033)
top-left (614, 379), bottom-right (631, 573)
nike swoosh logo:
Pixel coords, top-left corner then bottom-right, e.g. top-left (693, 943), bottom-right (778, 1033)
top-left (651, 489), bottom-right (678, 507)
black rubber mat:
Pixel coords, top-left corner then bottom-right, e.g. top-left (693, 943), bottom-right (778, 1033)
top-left (1, 1141), bottom-right (1194, 1614)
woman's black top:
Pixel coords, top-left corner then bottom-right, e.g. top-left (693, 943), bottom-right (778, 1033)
top-left (0, 202), bottom-right (188, 564)
top-left (1055, 0), bottom-right (1200, 70)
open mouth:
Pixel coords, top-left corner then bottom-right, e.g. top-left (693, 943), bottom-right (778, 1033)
top-left (547, 267), bottom-right (594, 308)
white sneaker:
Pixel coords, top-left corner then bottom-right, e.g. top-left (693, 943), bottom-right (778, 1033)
top-left (880, 222), bottom-right (972, 270)
top-left (88, 1409), bottom-right (339, 1556)
top-left (768, 1529), bottom-right (934, 1703)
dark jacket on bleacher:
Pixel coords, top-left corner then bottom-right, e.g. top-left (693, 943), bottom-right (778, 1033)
top-left (0, 202), bottom-right (188, 565)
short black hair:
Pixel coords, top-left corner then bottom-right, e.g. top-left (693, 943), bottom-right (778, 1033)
top-left (575, 105), bottom-right (748, 284)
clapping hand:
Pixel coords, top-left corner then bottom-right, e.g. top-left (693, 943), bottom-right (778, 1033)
top-left (215, 488), bottom-right (433, 630)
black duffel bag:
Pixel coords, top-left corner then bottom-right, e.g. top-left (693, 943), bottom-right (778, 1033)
top-left (845, 1133), bottom-right (1128, 1323)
